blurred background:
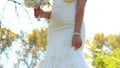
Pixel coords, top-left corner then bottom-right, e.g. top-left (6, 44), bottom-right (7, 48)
top-left (0, 0), bottom-right (120, 68)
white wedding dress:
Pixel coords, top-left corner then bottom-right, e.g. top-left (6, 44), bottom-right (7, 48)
top-left (35, 0), bottom-right (91, 68)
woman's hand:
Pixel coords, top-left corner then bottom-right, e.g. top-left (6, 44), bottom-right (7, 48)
top-left (72, 35), bottom-right (82, 49)
top-left (34, 7), bottom-right (44, 18)
top-left (34, 7), bottom-right (51, 19)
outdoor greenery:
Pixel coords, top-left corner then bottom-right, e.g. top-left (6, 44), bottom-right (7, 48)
top-left (1, 27), bottom-right (120, 68)
top-left (0, 27), bottom-right (47, 68)
top-left (86, 33), bottom-right (120, 68)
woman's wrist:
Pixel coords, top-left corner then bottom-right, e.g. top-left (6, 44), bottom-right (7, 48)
top-left (42, 11), bottom-right (51, 19)
top-left (73, 32), bottom-right (81, 36)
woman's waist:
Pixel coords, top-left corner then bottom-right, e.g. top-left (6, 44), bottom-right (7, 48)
top-left (48, 23), bottom-right (74, 32)
top-left (50, 7), bottom-right (76, 21)
top-left (48, 21), bottom-right (85, 32)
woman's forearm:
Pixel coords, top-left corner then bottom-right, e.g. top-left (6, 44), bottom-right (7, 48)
top-left (74, 0), bottom-right (86, 33)
top-left (74, 8), bottom-right (85, 33)
top-left (43, 11), bottom-right (51, 19)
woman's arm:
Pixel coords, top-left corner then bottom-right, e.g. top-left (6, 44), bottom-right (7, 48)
top-left (34, 7), bottom-right (51, 19)
top-left (74, 0), bottom-right (86, 33)
top-left (42, 11), bottom-right (51, 19)
top-left (72, 0), bottom-right (87, 49)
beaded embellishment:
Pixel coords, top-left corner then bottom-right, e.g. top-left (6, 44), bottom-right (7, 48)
top-left (64, 0), bottom-right (75, 3)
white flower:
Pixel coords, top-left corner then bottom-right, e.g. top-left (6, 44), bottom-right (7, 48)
top-left (24, 0), bottom-right (49, 8)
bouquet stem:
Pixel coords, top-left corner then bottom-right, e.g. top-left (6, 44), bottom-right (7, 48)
top-left (37, 15), bottom-right (40, 21)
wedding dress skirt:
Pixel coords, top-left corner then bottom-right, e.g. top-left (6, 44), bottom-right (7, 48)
top-left (35, 0), bottom-right (91, 68)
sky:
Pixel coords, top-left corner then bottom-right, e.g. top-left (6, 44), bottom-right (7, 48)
top-left (85, 0), bottom-right (120, 36)
top-left (0, 0), bottom-right (120, 68)
top-left (0, 0), bottom-right (48, 34)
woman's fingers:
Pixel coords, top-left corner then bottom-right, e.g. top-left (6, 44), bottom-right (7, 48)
top-left (76, 40), bottom-right (82, 49)
top-left (34, 7), bottom-right (44, 18)
top-left (72, 35), bottom-right (82, 49)
top-left (34, 8), bottom-right (39, 18)
top-left (72, 39), bottom-right (76, 48)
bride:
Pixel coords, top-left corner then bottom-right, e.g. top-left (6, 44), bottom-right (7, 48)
top-left (34, 0), bottom-right (91, 68)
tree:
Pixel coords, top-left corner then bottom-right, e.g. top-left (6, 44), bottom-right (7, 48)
top-left (28, 28), bottom-right (48, 54)
top-left (86, 33), bottom-right (120, 68)
top-left (0, 0), bottom-right (49, 67)
top-left (20, 28), bottom-right (48, 68)
top-left (0, 27), bottom-right (19, 54)
top-left (0, 27), bottom-right (48, 68)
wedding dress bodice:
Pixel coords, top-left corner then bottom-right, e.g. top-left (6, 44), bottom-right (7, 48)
top-left (49, 0), bottom-right (77, 31)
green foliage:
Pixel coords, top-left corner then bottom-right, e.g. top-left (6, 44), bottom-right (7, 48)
top-left (28, 28), bottom-right (48, 56)
top-left (107, 34), bottom-right (120, 49)
top-left (1, 27), bottom-right (120, 68)
top-left (0, 0), bottom-right (48, 67)
top-left (0, 27), bottom-right (48, 68)
top-left (0, 28), bottom-right (19, 52)
top-left (16, 28), bottom-right (48, 68)
top-left (86, 33), bottom-right (120, 68)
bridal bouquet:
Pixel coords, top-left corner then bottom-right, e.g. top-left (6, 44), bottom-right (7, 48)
top-left (24, 0), bottom-right (49, 21)
top-left (24, 0), bottom-right (49, 8)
